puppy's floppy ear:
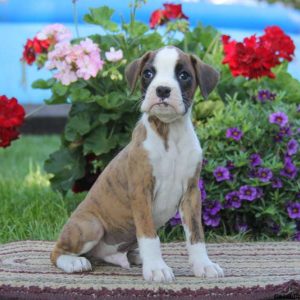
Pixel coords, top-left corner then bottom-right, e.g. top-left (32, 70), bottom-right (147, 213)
top-left (190, 54), bottom-right (220, 99)
top-left (125, 51), bottom-right (153, 93)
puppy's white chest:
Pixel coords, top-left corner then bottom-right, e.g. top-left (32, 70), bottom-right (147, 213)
top-left (142, 116), bottom-right (202, 228)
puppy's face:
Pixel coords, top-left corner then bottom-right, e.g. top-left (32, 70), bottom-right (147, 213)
top-left (126, 46), bottom-right (219, 123)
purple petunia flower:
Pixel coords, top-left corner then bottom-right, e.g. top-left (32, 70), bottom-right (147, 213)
top-left (213, 166), bottom-right (230, 182)
top-left (169, 211), bottom-right (181, 226)
top-left (249, 153), bottom-right (262, 167)
top-left (225, 191), bottom-right (242, 208)
top-left (270, 222), bottom-right (280, 235)
top-left (226, 160), bottom-right (235, 170)
top-left (271, 177), bottom-right (283, 189)
top-left (255, 187), bottom-right (264, 199)
top-left (296, 192), bottom-right (300, 199)
top-left (269, 112), bottom-right (289, 127)
top-left (202, 200), bottom-right (222, 227)
top-left (203, 212), bottom-right (221, 227)
top-left (202, 158), bottom-right (208, 166)
top-left (280, 157), bottom-right (298, 179)
top-left (279, 126), bottom-right (292, 137)
top-left (294, 231), bottom-right (300, 241)
top-left (226, 127), bottom-right (243, 141)
top-left (273, 134), bottom-right (283, 143)
top-left (256, 90), bottom-right (276, 103)
top-left (269, 92), bottom-right (276, 101)
top-left (287, 139), bottom-right (298, 156)
top-left (287, 202), bottom-right (300, 219)
top-left (198, 179), bottom-right (207, 201)
top-left (235, 222), bottom-right (249, 233)
top-left (297, 105), bottom-right (300, 113)
top-left (249, 168), bottom-right (259, 178)
top-left (257, 167), bottom-right (273, 182)
top-left (239, 185), bottom-right (257, 201)
top-left (203, 200), bottom-right (222, 216)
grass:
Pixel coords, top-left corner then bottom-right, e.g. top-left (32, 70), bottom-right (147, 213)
top-left (0, 135), bottom-right (86, 243)
top-left (0, 135), bottom-right (279, 245)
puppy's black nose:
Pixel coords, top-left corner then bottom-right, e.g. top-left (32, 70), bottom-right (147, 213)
top-left (156, 86), bottom-right (171, 100)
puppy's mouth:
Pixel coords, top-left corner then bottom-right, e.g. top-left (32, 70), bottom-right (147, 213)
top-left (151, 102), bottom-right (172, 109)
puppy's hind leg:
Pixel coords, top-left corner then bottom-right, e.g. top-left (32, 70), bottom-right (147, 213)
top-left (51, 213), bottom-right (104, 273)
top-left (127, 249), bottom-right (142, 266)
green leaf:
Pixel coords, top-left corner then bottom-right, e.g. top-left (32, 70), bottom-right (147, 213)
top-left (263, 206), bottom-right (277, 216)
top-left (44, 93), bottom-right (68, 105)
top-left (64, 112), bottom-right (91, 141)
top-left (44, 148), bottom-right (85, 194)
top-left (123, 21), bottom-right (148, 37)
top-left (70, 88), bottom-right (91, 103)
top-left (84, 126), bottom-right (118, 155)
top-left (52, 82), bottom-right (69, 96)
top-left (84, 6), bottom-right (118, 32)
top-left (273, 72), bottom-right (300, 103)
top-left (70, 80), bottom-right (88, 89)
top-left (98, 113), bottom-right (120, 124)
top-left (32, 78), bottom-right (55, 89)
top-left (94, 92), bottom-right (124, 109)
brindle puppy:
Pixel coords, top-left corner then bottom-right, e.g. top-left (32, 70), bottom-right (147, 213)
top-left (51, 46), bottom-right (224, 282)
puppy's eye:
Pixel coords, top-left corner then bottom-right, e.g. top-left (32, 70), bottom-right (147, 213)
top-left (143, 69), bottom-right (154, 79)
top-left (178, 71), bottom-right (190, 81)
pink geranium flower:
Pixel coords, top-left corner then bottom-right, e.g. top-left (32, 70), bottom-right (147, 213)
top-left (46, 38), bottom-right (104, 85)
top-left (37, 24), bottom-right (72, 43)
top-left (105, 47), bottom-right (123, 62)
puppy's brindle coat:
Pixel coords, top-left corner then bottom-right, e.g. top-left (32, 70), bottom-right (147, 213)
top-left (51, 46), bottom-right (224, 282)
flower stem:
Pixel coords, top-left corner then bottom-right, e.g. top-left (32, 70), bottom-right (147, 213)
top-left (72, 0), bottom-right (79, 38)
top-left (25, 105), bottom-right (46, 119)
top-left (203, 33), bottom-right (220, 61)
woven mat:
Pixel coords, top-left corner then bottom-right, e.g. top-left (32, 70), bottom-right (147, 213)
top-left (0, 241), bottom-right (299, 300)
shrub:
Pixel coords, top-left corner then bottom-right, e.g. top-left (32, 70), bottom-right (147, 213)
top-left (195, 95), bottom-right (300, 240)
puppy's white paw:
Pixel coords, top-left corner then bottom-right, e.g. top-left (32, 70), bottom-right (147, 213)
top-left (192, 259), bottom-right (224, 278)
top-left (143, 259), bottom-right (175, 282)
top-left (57, 255), bottom-right (92, 273)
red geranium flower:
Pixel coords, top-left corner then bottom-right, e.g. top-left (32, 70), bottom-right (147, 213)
top-left (222, 35), bottom-right (275, 79)
top-left (0, 95), bottom-right (25, 128)
top-left (260, 26), bottom-right (295, 62)
top-left (163, 3), bottom-right (188, 20)
top-left (0, 127), bottom-right (19, 148)
top-left (149, 3), bottom-right (188, 29)
top-left (222, 26), bottom-right (295, 79)
top-left (150, 9), bottom-right (167, 29)
top-left (22, 37), bottom-right (51, 65)
top-left (72, 154), bottom-right (100, 193)
top-left (0, 95), bottom-right (25, 148)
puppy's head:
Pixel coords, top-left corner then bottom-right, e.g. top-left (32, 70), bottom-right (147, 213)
top-left (125, 46), bottom-right (219, 123)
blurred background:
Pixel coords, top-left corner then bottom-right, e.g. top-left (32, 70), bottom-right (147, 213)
top-left (0, 0), bottom-right (299, 105)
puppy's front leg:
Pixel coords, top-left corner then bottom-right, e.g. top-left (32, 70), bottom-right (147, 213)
top-left (131, 188), bottom-right (175, 282)
top-left (180, 165), bottom-right (224, 278)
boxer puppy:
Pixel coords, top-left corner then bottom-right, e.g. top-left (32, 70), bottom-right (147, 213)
top-left (51, 46), bottom-right (224, 282)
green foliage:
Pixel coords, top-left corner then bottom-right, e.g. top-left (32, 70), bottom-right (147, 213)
top-left (44, 148), bottom-right (86, 194)
top-left (83, 6), bottom-right (119, 32)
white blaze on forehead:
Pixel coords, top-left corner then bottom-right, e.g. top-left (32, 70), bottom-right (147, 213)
top-left (153, 47), bottom-right (179, 80)
top-left (141, 46), bottom-right (185, 119)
